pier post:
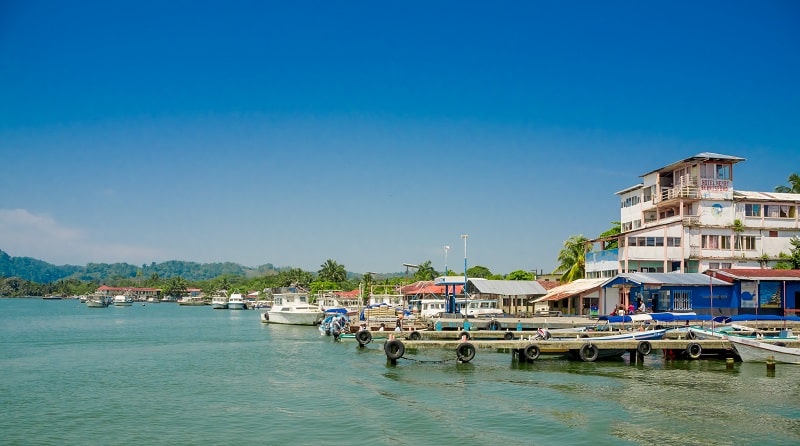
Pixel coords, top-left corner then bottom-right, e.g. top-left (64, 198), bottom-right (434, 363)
top-left (766, 355), bottom-right (776, 375)
top-left (726, 357), bottom-right (734, 370)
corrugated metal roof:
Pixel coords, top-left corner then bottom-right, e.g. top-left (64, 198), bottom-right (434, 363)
top-left (640, 152), bottom-right (745, 177)
top-left (710, 268), bottom-right (800, 281)
top-left (733, 190), bottom-right (800, 202)
top-left (533, 278), bottom-right (607, 302)
top-left (469, 279), bottom-right (547, 296)
top-left (606, 272), bottom-right (729, 286)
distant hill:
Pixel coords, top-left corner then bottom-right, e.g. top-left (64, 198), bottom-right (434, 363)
top-left (0, 249), bottom-right (279, 283)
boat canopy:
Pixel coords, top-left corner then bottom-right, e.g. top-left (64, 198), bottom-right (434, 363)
top-left (714, 314), bottom-right (800, 323)
top-left (598, 312), bottom-right (713, 323)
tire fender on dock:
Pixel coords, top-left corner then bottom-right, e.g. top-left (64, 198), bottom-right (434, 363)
top-left (356, 330), bottom-right (372, 345)
top-left (408, 331), bottom-right (422, 341)
top-left (686, 342), bottom-right (702, 359)
top-left (523, 344), bottom-right (540, 361)
top-left (579, 343), bottom-right (599, 362)
top-left (384, 339), bottom-right (405, 360)
top-left (637, 340), bottom-right (652, 356)
top-left (456, 342), bottom-right (476, 363)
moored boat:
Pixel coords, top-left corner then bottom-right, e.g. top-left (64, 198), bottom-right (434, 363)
top-left (210, 293), bottom-right (229, 309)
top-left (264, 292), bottom-right (323, 325)
top-left (727, 336), bottom-right (800, 364)
top-left (113, 294), bottom-right (133, 306)
top-left (227, 293), bottom-right (246, 310)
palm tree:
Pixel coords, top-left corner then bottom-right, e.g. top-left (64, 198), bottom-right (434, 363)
top-left (554, 235), bottom-right (591, 282)
top-left (318, 259), bottom-right (346, 283)
top-left (413, 260), bottom-right (438, 281)
top-left (775, 173), bottom-right (800, 193)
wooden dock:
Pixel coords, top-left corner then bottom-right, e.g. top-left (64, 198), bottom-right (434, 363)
top-left (375, 336), bottom-right (800, 364)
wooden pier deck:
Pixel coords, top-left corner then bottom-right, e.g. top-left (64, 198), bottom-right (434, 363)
top-left (374, 335), bottom-right (800, 363)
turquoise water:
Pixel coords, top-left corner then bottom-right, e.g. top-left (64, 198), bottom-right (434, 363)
top-left (1, 299), bottom-right (799, 446)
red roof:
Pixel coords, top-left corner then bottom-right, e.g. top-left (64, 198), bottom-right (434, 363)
top-left (97, 285), bottom-right (160, 292)
top-left (708, 268), bottom-right (800, 282)
top-left (400, 281), bottom-right (462, 295)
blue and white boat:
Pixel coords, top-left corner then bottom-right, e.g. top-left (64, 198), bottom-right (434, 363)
top-left (319, 313), bottom-right (350, 339)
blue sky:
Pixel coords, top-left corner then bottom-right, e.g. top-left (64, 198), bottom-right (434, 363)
top-left (1, 1), bottom-right (798, 275)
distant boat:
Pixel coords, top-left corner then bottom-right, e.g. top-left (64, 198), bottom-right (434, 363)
top-left (727, 336), bottom-right (800, 364)
top-left (227, 293), bottom-right (246, 310)
top-left (178, 296), bottom-right (206, 306)
top-left (113, 294), bottom-right (133, 306)
top-left (86, 293), bottom-right (110, 308)
top-left (210, 294), bottom-right (229, 309)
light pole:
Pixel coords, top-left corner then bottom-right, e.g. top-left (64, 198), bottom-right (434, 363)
top-left (444, 245), bottom-right (450, 275)
top-left (461, 234), bottom-right (468, 300)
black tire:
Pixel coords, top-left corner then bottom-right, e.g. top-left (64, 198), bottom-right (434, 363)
top-left (356, 330), bottom-right (372, 345)
top-left (459, 330), bottom-right (471, 340)
top-left (579, 343), bottom-right (599, 362)
top-left (637, 340), bottom-right (652, 356)
top-left (579, 333), bottom-right (589, 338)
top-left (408, 331), bottom-right (422, 341)
top-left (456, 342), bottom-right (476, 362)
top-left (685, 330), bottom-right (696, 340)
top-left (488, 320), bottom-right (501, 331)
top-left (384, 339), bottom-right (405, 360)
top-left (686, 342), bottom-right (702, 359)
top-left (504, 331), bottom-right (514, 340)
top-left (774, 342), bottom-right (786, 347)
top-left (524, 344), bottom-right (540, 361)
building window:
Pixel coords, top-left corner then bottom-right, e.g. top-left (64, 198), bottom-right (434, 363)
top-left (769, 231), bottom-right (778, 237)
top-left (764, 205), bottom-right (795, 218)
top-left (673, 290), bottom-right (691, 311)
top-left (736, 235), bottom-right (756, 250)
top-left (667, 237), bottom-right (682, 247)
top-left (720, 235), bottom-right (731, 250)
top-left (702, 235), bottom-right (719, 249)
top-left (745, 203), bottom-right (761, 217)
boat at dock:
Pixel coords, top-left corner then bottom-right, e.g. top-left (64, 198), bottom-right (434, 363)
top-left (263, 292), bottom-right (323, 325)
top-left (113, 294), bottom-right (133, 306)
top-left (227, 293), bottom-right (246, 310)
top-left (210, 293), bottom-right (228, 309)
top-left (727, 336), bottom-right (800, 364)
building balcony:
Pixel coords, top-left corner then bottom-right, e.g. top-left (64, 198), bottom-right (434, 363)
top-left (655, 185), bottom-right (699, 204)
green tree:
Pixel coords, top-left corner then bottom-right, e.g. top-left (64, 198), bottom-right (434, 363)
top-left (775, 173), bottom-right (800, 193)
top-left (554, 235), bottom-right (591, 282)
top-left (505, 270), bottom-right (534, 280)
top-left (598, 221), bottom-right (621, 250)
top-left (162, 276), bottom-right (189, 298)
top-left (775, 236), bottom-right (800, 270)
top-left (413, 260), bottom-right (438, 281)
top-left (318, 259), bottom-right (346, 283)
top-left (467, 265), bottom-right (492, 278)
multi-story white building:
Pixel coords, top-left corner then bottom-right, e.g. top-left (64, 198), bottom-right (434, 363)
top-left (586, 152), bottom-right (800, 278)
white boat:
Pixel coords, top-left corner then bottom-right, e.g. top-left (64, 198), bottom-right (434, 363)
top-left (210, 294), bottom-right (229, 309)
top-left (265, 292), bottom-right (323, 325)
top-left (688, 325), bottom-right (798, 341)
top-left (86, 294), bottom-right (110, 308)
top-left (113, 294), bottom-right (133, 306)
top-left (727, 336), bottom-right (800, 364)
top-left (178, 296), bottom-right (206, 306)
top-left (227, 293), bottom-right (246, 310)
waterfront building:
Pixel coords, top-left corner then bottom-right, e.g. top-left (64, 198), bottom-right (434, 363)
top-left (586, 152), bottom-right (800, 278)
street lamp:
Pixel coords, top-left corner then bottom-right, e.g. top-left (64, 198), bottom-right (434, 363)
top-left (461, 234), bottom-right (468, 299)
top-left (444, 245), bottom-right (450, 275)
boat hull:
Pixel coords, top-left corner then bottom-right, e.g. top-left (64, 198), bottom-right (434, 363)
top-left (265, 310), bottom-right (323, 325)
top-left (727, 336), bottom-right (800, 364)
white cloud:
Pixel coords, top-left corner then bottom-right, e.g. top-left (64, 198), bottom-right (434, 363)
top-left (0, 208), bottom-right (163, 265)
